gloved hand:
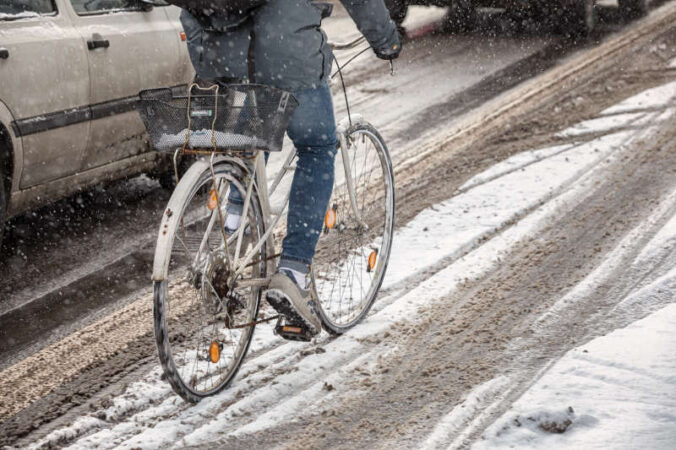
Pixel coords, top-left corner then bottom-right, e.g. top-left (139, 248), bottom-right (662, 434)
top-left (374, 30), bottom-right (402, 60)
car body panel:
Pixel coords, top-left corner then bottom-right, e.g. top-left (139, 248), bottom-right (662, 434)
top-left (0, 99), bottom-right (22, 194)
top-left (0, 1), bottom-right (193, 220)
top-left (10, 151), bottom-right (160, 217)
top-left (0, 4), bottom-right (90, 188)
top-left (67, 3), bottom-right (185, 169)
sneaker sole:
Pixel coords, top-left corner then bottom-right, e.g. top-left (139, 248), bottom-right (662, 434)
top-left (266, 289), bottom-right (320, 335)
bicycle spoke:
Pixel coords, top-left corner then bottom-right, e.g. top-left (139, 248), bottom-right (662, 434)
top-left (313, 124), bottom-right (394, 331)
top-left (154, 163), bottom-right (266, 400)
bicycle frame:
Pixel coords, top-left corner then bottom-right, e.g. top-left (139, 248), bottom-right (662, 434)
top-left (150, 114), bottom-right (369, 299)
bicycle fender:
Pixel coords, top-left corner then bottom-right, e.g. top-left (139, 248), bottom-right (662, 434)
top-left (336, 114), bottom-right (365, 136)
top-left (152, 155), bottom-right (253, 281)
top-left (152, 159), bottom-right (212, 282)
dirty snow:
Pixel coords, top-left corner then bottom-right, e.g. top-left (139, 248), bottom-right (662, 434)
top-left (156, 129), bottom-right (269, 151)
top-left (600, 80), bottom-right (676, 115)
top-left (0, 12), bottom-right (41, 20)
top-left (24, 70), bottom-right (676, 450)
top-left (473, 302), bottom-right (676, 450)
top-left (421, 376), bottom-right (512, 450)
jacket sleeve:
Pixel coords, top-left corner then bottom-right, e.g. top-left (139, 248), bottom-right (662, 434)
top-left (339, 0), bottom-right (400, 52)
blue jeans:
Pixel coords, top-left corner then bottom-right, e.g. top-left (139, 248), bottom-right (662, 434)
top-left (228, 82), bottom-right (337, 270)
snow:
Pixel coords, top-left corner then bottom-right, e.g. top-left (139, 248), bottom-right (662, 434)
top-left (534, 184), bottom-right (676, 330)
top-left (669, 58), bottom-right (676, 68)
top-left (156, 129), bottom-right (269, 151)
top-left (422, 376), bottom-right (512, 450)
top-left (600, 80), bottom-right (676, 115)
top-left (473, 303), bottom-right (676, 450)
top-left (556, 112), bottom-right (650, 137)
top-left (25, 71), bottom-right (676, 450)
top-left (0, 12), bottom-right (41, 20)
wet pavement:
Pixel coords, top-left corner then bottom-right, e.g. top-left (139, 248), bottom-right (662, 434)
top-left (1, 2), bottom-right (676, 447)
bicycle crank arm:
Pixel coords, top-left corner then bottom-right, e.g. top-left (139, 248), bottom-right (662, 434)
top-left (228, 314), bottom-right (280, 329)
top-left (232, 277), bottom-right (272, 288)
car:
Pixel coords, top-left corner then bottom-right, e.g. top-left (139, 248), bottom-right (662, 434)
top-left (385, 0), bottom-right (653, 36)
top-left (0, 0), bottom-right (193, 245)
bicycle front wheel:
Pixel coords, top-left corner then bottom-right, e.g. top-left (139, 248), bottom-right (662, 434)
top-left (153, 160), bottom-right (267, 402)
top-left (312, 121), bottom-right (395, 333)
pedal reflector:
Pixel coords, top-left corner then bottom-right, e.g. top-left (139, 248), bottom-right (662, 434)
top-left (282, 325), bottom-right (302, 334)
top-left (275, 324), bottom-right (313, 342)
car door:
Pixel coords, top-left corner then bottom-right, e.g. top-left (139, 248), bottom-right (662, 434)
top-left (67, 0), bottom-right (186, 170)
top-left (0, 0), bottom-right (90, 188)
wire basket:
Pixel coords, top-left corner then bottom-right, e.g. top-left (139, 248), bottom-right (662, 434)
top-left (138, 84), bottom-right (298, 153)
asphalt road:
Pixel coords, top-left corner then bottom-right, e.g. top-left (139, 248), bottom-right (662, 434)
top-left (2, 2), bottom-right (675, 448)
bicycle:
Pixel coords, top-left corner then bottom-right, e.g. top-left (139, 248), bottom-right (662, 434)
top-left (138, 37), bottom-right (395, 403)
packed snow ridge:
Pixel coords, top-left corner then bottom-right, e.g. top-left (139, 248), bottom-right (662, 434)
top-left (25, 73), bottom-right (676, 450)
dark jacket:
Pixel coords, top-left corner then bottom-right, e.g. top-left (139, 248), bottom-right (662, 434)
top-left (180, 0), bottom-right (399, 91)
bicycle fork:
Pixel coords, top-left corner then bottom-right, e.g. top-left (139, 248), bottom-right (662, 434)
top-left (337, 123), bottom-right (368, 230)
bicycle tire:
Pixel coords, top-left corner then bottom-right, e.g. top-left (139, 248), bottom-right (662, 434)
top-left (153, 160), bottom-right (267, 402)
top-left (312, 122), bottom-right (395, 334)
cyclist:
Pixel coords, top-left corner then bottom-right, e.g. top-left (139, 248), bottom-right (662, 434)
top-left (180, 0), bottom-right (401, 337)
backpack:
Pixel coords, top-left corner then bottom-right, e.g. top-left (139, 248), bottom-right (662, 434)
top-left (163, 0), bottom-right (266, 14)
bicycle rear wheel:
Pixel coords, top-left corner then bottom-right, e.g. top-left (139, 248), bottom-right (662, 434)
top-left (312, 122), bottom-right (395, 334)
top-left (153, 160), bottom-right (267, 402)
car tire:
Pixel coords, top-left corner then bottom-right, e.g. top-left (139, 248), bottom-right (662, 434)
top-left (443, 1), bottom-right (477, 33)
top-left (385, 0), bottom-right (408, 25)
top-left (155, 153), bottom-right (193, 191)
top-left (158, 170), bottom-right (177, 191)
top-left (385, 0), bottom-right (408, 35)
top-left (0, 128), bottom-right (9, 253)
top-left (618, 0), bottom-right (649, 19)
top-left (560, 0), bottom-right (596, 37)
top-left (0, 164), bottom-right (6, 252)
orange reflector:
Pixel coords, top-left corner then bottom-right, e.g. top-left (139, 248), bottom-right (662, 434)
top-left (209, 341), bottom-right (220, 363)
top-left (367, 250), bottom-right (378, 272)
top-left (324, 209), bottom-right (336, 229)
top-left (180, 31), bottom-right (186, 42)
top-left (282, 325), bottom-right (302, 334)
top-left (207, 189), bottom-right (218, 210)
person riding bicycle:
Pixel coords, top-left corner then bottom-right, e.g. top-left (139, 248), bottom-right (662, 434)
top-left (179, 0), bottom-right (401, 337)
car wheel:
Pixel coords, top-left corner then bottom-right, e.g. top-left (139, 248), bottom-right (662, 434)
top-left (158, 171), bottom-right (177, 191)
top-left (155, 153), bottom-right (192, 191)
top-left (0, 165), bottom-right (6, 252)
top-left (560, 0), bottom-right (596, 37)
top-left (443, 0), bottom-right (477, 33)
top-left (385, 0), bottom-right (408, 35)
top-left (618, 0), bottom-right (649, 19)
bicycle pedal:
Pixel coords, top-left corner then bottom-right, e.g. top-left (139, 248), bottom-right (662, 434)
top-left (274, 323), bottom-right (314, 342)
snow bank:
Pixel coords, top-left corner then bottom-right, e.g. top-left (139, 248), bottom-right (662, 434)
top-left (26, 66), bottom-right (676, 450)
top-left (0, 12), bottom-right (41, 20)
top-left (422, 376), bottom-right (512, 449)
top-left (473, 303), bottom-right (676, 450)
top-left (600, 80), bottom-right (676, 115)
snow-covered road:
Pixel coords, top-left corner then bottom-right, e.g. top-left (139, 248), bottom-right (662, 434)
top-left (19, 70), bottom-right (676, 450)
top-left (3, 3), bottom-right (676, 448)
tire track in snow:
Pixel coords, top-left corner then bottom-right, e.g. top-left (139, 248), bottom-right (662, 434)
top-left (21, 82), bottom-right (676, 449)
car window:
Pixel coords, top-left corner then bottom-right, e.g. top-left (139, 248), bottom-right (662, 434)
top-left (69, 0), bottom-right (144, 15)
top-left (0, 0), bottom-right (57, 20)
